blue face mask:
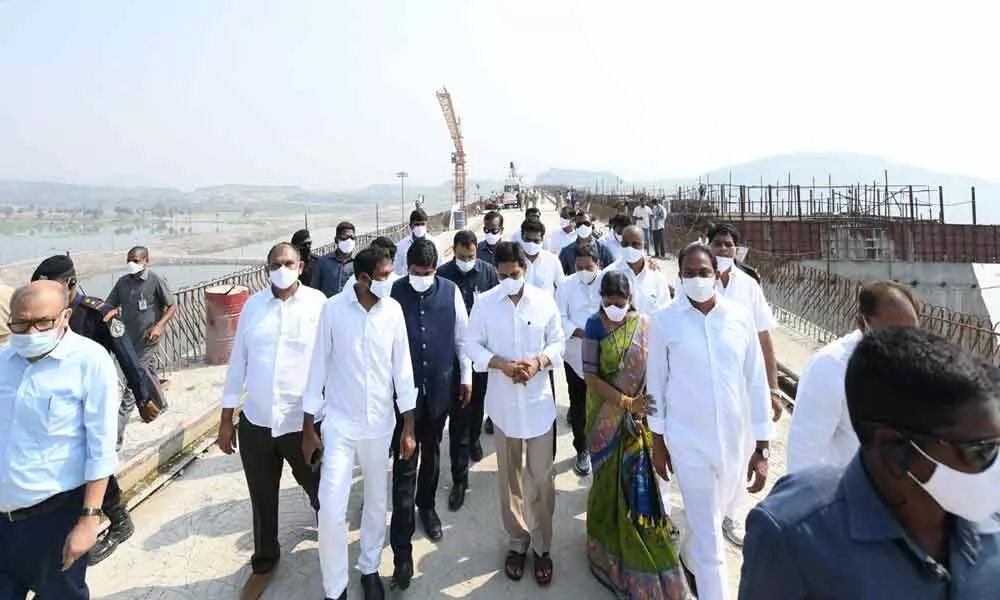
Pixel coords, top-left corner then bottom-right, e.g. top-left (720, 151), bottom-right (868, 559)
top-left (10, 329), bottom-right (62, 359)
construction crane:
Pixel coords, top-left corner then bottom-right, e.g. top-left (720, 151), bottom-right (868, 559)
top-left (435, 87), bottom-right (466, 211)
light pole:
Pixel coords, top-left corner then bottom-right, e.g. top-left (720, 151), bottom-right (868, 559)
top-left (396, 171), bottom-right (408, 224)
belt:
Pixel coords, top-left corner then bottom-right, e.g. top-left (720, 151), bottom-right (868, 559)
top-left (0, 487), bottom-right (81, 523)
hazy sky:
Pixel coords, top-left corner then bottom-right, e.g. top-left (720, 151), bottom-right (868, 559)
top-left (0, 0), bottom-right (995, 189)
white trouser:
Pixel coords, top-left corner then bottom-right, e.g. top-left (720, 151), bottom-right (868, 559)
top-left (318, 425), bottom-right (392, 599)
top-left (673, 459), bottom-right (742, 600)
top-left (725, 421), bottom-right (754, 520)
top-left (656, 474), bottom-right (673, 518)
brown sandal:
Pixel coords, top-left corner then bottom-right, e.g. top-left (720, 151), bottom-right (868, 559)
top-left (533, 551), bottom-right (553, 586)
top-left (504, 550), bottom-right (526, 581)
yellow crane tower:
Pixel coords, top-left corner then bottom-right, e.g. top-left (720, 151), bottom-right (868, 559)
top-left (435, 87), bottom-right (467, 211)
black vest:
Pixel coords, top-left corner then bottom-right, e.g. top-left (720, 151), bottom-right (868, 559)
top-left (391, 276), bottom-right (459, 419)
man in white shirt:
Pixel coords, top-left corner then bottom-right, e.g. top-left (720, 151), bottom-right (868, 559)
top-left (632, 199), bottom-right (653, 249)
top-left (339, 237), bottom-right (401, 293)
top-left (544, 205), bottom-right (577, 254)
top-left (648, 244), bottom-right (772, 600)
top-left (394, 208), bottom-right (445, 276)
top-left (510, 207), bottom-right (542, 245)
top-left (706, 224), bottom-right (782, 546)
top-left (520, 219), bottom-right (565, 296)
top-left (466, 241), bottom-right (565, 587)
top-left (650, 199), bottom-right (667, 258)
top-left (787, 280), bottom-right (920, 473)
top-left (597, 214), bottom-right (630, 264)
top-left (387, 239), bottom-right (472, 590)
top-left (217, 243), bottom-right (327, 600)
top-left (301, 246), bottom-right (418, 600)
top-left (602, 225), bottom-right (671, 315)
top-left (555, 243), bottom-right (603, 476)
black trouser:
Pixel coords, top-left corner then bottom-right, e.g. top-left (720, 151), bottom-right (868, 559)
top-left (549, 370), bottom-right (558, 457)
top-left (390, 407), bottom-right (448, 565)
top-left (237, 417), bottom-right (321, 575)
top-left (449, 371), bottom-right (488, 485)
top-left (564, 366), bottom-right (589, 454)
top-left (0, 488), bottom-right (88, 599)
top-left (652, 228), bottom-right (666, 257)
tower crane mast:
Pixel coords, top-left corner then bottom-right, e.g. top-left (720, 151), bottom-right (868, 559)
top-left (435, 87), bottom-right (467, 211)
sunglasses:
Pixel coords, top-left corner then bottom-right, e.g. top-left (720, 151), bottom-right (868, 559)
top-left (909, 430), bottom-right (1000, 472)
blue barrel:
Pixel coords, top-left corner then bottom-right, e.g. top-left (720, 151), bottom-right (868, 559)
top-left (452, 211), bottom-right (466, 229)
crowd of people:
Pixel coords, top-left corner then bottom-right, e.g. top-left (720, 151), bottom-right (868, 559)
top-left (1, 201), bottom-right (999, 600)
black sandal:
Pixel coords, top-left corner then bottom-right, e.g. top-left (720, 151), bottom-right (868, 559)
top-left (504, 550), bottom-right (526, 581)
top-left (533, 551), bottom-right (553, 586)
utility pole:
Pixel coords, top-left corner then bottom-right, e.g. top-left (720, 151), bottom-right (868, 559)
top-left (396, 171), bottom-right (408, 224)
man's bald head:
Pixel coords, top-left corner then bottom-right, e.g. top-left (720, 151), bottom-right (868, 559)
top-left (621, 225), bottom-right (644, 249)
top-left (857, 281), bottom-right (921, 331)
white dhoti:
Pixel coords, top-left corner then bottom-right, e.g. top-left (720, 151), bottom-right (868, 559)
top-left (317, 423), bottom-right (393, 599)
top-left (672, 457), bottom-right (744, 600)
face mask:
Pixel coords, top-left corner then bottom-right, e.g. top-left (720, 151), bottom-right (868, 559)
top-left (622, 247), bottom-right (644, 264)
top-left (10, 329), bottom-right (62, 359)
top-left (484, 232), bottom-right (501, 245)
top-left (268, 266), bottom-right (299, 290)
top-left (907, 441), bottom-right (1000, 522)
top-left (522, 241), bottom-right (542, 256)
top-left (603, 304), bottom-right (628, 322)
top-left (500, 276), bottom-right (524, 296)
top-left (409, 274), bottom-right (434, 293)
top-left (682, 276), bottom-right (716, 303)
top-left (576, 225), bottom-right (593, 239)
top-left (337, 238), bottom-right (356, 254)
top-left (560, 218), bottom-right (572, 229)
top-left (577, 269), bottom-right (599, 285)
top-left (456, 258), bottom-right (476, 273)
top-left (369, 278), bottom-right (394, 299)
top-left (715, 256), bottom-right (734, 273)
top-left (126, 261), bottom-right (144, 275)
top-left (412, 225), bottom-right (427, 238)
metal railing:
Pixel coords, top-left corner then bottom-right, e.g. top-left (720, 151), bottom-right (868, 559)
top-left (160, 202), bottom-right (479, 371)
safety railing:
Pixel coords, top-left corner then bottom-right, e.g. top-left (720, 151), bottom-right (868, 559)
top-left (160, 202), bottom-right (479, 371)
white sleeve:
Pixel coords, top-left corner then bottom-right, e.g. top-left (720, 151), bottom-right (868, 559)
top-left (453, 287), bottom-right (472, 385)
top-left (646, 313), bottom-right (669, 436)
top-left (752, 282), bottom-right (778, 332)
top-left (220, 300), bottom-right (252, 408)
top-left (556, 284), bottom-right (575, 340)
top-left (465, 298), bottom-right (494, 372)
top-left (391, 306), bottom-right (418, 413)
top-left (540, 298), bottom-right (565, 369)
top-left (744, 316), bottom-right (773, 442)
top-left (786, 354), bottom-right (845, 472)
top-left (302, 302), bottom-right (331, 416)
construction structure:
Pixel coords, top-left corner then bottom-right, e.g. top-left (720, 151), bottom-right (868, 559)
top-left (436, 87), bottom-right (467, 211)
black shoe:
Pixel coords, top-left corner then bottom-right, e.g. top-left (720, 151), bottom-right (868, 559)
top-left (573, 451), bottom-right (592, 476)
top-left (88, 508), bottom-right (135, 565)
top-left (484, 418), bottom-right (494, 435)
top-left (419, 508), bottom-right (443, 542)
top-left (448, 482), bottom-right (468, 512)
top-left (360, 572), bottom-right (385, 600)
top-left (470, 442), bottom-right (484, 463)
top-left (391, 560), bottom-right (413, 590)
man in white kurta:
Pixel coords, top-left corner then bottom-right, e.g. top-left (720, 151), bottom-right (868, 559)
top-left (466, 241), bottom-right (565, 582)
top-left (544, 205), bottom-right (578, 254)
top-left (520, 219), bottom-right (565, 296)
top-left (301, 246), bottom-right (418, 600)
top-left (648, 245), bottom-right (772, 600)
top-left (601, 225), bottom-right (671, 315)
top-left (393, 208), bottom-right (446, 276)
top-left (786, 280), bottom-right (920, 473)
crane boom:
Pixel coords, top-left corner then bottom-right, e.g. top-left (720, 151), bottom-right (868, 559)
top-left (436, 87), bottom-right (467, 210)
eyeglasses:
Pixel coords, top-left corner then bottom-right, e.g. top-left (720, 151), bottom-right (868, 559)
top-left (8, 312), bottom-right (65, 334)
top-left (909, 430), bottom-right (1000, 472)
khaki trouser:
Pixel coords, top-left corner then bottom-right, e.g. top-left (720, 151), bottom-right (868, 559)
top-left (494, 423), bottom-right (556, 555)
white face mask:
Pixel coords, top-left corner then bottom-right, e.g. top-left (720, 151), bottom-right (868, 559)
top-left (412, 225), bottom-right (427, 238)
top-left (456, 258), bottom-right (476, 273)
top-left (337, 238), bottom-right (356, 254)
top-left (576, 225), bottom-right (593, 239)
top-left (409, 274), bottom-right (434, 293)
top-left (484, 232), bottom-right (501, 245)
top-left (268, 266), bottom-right (299, 290)
top-left (500, 276), bottom-right (524, 296)
top-left (715, 256), bottom-right (734, 273)
top-left (577, 269), bottom-right (599, 285)
top-left (126, 261), bottom-right (144, 275)
top-left (682, 276), bottom-right (716, 303)
top-left (907, 441), bottom-right (1000, 522)
top-left (603, 304), bottom-right (628, 322)
top-left (622, 247), bottom-right (644, 264)
top-left (560, 218), bottom-right (572, 229)
top-left (10, 329), bottom-right (62, 359)
top-left (369, 278), bottom-right (394, 299)
top-left (522, 241), bottom-right (542, 256)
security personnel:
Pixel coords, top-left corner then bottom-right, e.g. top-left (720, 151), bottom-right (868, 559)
top-left (31, 254), bottom-right (161, 565)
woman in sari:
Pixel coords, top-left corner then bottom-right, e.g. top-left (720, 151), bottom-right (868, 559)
top-left (582, 272), bottom-right (690, 599)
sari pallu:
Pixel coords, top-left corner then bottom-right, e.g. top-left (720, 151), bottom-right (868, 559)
top-left (582, 313), bottom-right (690, 599)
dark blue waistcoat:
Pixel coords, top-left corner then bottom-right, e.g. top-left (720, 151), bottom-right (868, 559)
top-left (391, 276), bottom-right (458, 420)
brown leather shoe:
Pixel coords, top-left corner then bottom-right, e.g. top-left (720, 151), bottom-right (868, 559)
top-left (240, 570), bottom-right (276, 600)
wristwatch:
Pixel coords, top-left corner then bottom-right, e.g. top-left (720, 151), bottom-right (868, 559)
top-left (80, 507), bottom-right (102, 518)
top-left (755, 447), bottom-right (771, 461)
